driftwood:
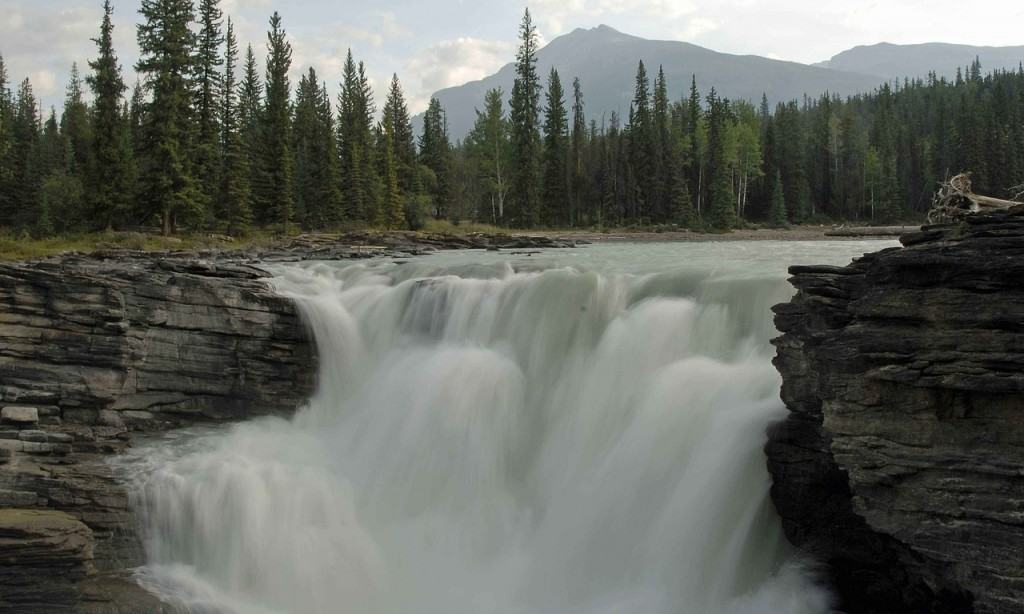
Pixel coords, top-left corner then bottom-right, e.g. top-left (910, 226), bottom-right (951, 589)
top-left (927, 173), bottom-right (1023, 224)
top-left (825, 225), bottom-right (916, 238)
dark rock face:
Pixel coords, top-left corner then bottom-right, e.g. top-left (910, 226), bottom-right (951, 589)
top-left (0, 255), bottom-right (317, 612)
top-left (768, 210), bottom-right (1024, 614)
top-left (0, 256), bottom-right (315, 428)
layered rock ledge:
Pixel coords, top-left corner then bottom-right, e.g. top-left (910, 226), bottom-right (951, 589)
top-left (769, 209), bottom-right (1024, 614)
top-left (0, 255), bottom-right (317, 612)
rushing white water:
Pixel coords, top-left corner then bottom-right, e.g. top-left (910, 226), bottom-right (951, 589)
top-left (122, 240), bottom-right (890, 614)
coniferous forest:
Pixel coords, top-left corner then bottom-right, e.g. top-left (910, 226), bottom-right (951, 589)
top-left (1, 3), bottom-right (1023, 237)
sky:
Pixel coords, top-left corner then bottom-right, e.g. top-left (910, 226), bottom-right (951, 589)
top-left (3, 0), bottom-right (1024, 115)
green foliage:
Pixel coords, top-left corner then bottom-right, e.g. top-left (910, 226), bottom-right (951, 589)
top-left (541, 68), bottom-right (568, 227)
top-left (4, 10), bottom-right (1024, 239)
top-left (87, 0), bottom-right (131, 230)
top-left (508, 8), bottom-right (541, 228)
top-left (253, 11), bottom-right (294, 232)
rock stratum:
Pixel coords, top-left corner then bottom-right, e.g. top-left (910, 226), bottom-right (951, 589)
top-left (769, 209), bottom-right (1024, 614)
top-left (0, 255), bottom-right (317, 612)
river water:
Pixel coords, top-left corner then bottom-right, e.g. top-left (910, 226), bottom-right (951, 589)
top-left (121, 240), bottom-right (890, 614)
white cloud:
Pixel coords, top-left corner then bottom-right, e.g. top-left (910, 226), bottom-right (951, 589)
top-left (403, 37), bottom-right (514, 113)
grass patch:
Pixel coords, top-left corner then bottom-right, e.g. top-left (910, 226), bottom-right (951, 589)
top-left (0, 230), bottom-right (286, 262)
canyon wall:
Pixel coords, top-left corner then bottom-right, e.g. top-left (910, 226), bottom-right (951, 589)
top-left (0, 255), bottom-right (316, 612)
top-left (769, 210), bottom-right (1024, 614)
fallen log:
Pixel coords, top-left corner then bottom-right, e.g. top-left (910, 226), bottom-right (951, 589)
top-left (927, 172), bottom-right (1023, 224)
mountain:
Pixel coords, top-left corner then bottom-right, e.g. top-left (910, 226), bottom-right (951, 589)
top-left (422, 25), bottom-right (886, 142)
top-left (816, 42), bottom-right (1024, 81)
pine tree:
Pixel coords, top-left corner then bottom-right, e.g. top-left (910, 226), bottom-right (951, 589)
top-left (508, 8), bottom-right (541, 227)
top-left (337, 50), bottom-right (378, 222)
top-left (136, 0), bottom-right (202, 235)
top-left (87, 0), bottom-right (130, 230)
top-left (704, 89), bottom-right (736, 230)
top-left (381, 74), bottom-right (416, 194)
top-left (466, 87), bottom-right (509, 224)
top-left (541, 68), bottom-right (568, 227)
top-left (768, 169), bottom-right (788, 227)
top-left (0, 54), bottom-right (15, 225)
top-left (652, 65), bottom-right (670, 222)
top-left (194, 0), bottom-right (224, 212)
top-left (378, 124), bottom-right (404, 229)
top-left (293, 68), bottom-right (340, 229)
top-left (419, 97), bottom-right (452, 219)
top-left (62, 64), bottom-right (93, 179)
top-left (569, 77), bottom-right (586, 226)
top-left (238, 44), bottom-right (262, 219)
top-left (686, 75), bottom-right (703, 217)
top-left (253, 11), bottom-right (294, 231)
top-left (628, 60), bottom-right (654, 223)
top-left (219, 18), bottom-right (251, 235)
top-left (9, 79), bottom-right (41, 231)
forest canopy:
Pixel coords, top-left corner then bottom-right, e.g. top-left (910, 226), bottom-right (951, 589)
top-left (1, 3), bottom-right (1022, 237)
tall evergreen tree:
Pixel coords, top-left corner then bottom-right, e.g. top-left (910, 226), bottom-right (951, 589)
top-left (381, 74), bottom-right (416, 194)
top-left (136, 0), bottom-right (201, 234)
top-left (218, 18), bottom-right (251, 235)
top-left (466, 87), bottom-right (509, 224)
top-left (628, 60), bottom-right (654, 222)
top-left (337, 50), bottom-right (378, 222)
top-left (87, 0), bottom-right (130, 229)
top-left (378, 124), bottom-right (404, 229)
top-left (9, 79), bottom-right (41, 231)
top-left (0, 55), bottom-right (15, 225)
top-left (541, 68), bottom-right (568, 226)
top-left (768, 169), bottom-right (788, 227)
top-left (704, 89), bottom-right (736, 230)
top-left (569, 77), bottom-right (587, 226)
top-left (293, 68), bottom-right (340, 229)
top-left (62, 64), bottom-right (93, 179)
top-left (508, 8), bottom-right (541, 227)
top-left (419, 97), bottom-right (452, 219)
top-left (253, 11), bottom-right (294, 231)
top-left (193, 0), bottom-right (224, 211)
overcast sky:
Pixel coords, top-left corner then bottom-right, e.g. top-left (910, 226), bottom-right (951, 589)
top-left (3, 0), bottom-right (1023, 115)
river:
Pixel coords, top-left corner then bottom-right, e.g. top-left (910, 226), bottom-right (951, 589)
top-left (119, 240), bottom-right (891, 614)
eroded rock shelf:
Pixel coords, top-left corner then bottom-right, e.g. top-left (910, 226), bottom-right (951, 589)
top-left (0, 255), bottom-right (316, 612)
top-left (768, 209), bottom-right (1024, 614)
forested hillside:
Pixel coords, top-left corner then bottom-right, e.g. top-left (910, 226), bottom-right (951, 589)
top-left (1, 3), bottom-right (1022, 236)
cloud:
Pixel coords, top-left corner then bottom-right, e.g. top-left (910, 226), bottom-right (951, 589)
top-left (403, 37), bottom-right (514, 113)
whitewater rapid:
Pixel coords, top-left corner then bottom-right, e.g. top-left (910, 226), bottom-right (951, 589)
top-left (122, 241), bottom-right (888, 614)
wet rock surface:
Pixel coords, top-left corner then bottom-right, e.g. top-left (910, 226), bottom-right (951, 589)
top-left (0, 254), bottom-right (319, 612)
top-left (768, 208), bottom-right (1024, 614)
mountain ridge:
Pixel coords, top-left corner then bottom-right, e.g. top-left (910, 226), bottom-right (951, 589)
top-left (420, 26), bottom-right (1024, 141)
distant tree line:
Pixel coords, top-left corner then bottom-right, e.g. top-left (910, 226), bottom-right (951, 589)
top-left (1, 4), bottom-right (1023, 237)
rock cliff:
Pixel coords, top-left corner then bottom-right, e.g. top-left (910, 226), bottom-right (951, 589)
top-left (0, 255), bottom-right (317, 612)
top-left (769, 209), bottom-right (1024, 614)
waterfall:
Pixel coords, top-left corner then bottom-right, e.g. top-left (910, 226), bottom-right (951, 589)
top-left (124, 242), bottom-right (884, 614)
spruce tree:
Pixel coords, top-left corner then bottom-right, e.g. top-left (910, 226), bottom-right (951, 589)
top-left (136, 0), bottom-right (202, 235)
top-left (238, 44), bottom-right (262, 218)
top-left (87, 0), bottom-right (130, 230)
top-left (219, 18), bottom-right (251, 235)
top-left (541, 68), bottom-right (568, 227)
top-left (419, 97), bottom-right (452, 219)
top-left (704, 89), bottom-right (736, 230)
top-left (10, 79), bottom-right (41, 231)
top-left (293, 68), bottom-right (340, 229)
top-left (768, 169), bottom-right (788, 227)
top-left (194, 0), bottom-right (224, 212)
top-left (62, 64), bottom-right (93, 180)
top-left (382, 74), bottom-right (416, 194)
top-left (466, 87), bottom-right (509, 224)
top-left (0, 55), bottom-right (14, 225)
top-left (378, 125), bottom-right (404, 229)
top-left (337, 51), bottom-right (378, 222)
top-left (628, 60), bottom-right (653, 223)
top-left (652, 66), bottom-right (670, 222)
top-left (508, 8), bottom-right (541, 227)
top-left (254, 11), bottom-right (294, 231)
top-left (570, 77), bottom-right (586, 226)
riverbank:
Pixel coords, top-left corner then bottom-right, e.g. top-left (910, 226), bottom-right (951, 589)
top-left (0, 223), bottom-right (914, 262)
